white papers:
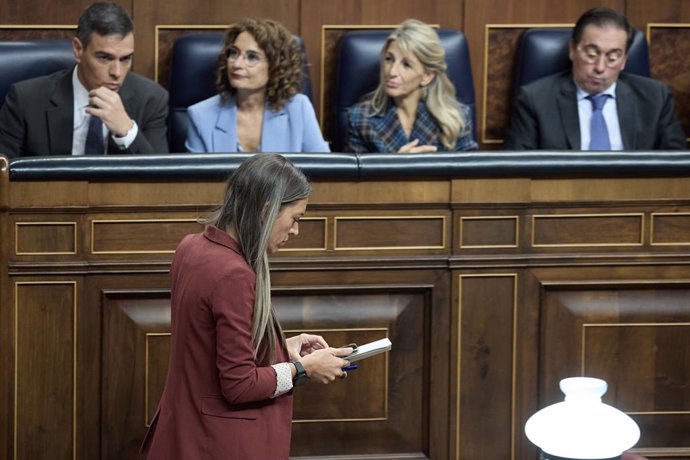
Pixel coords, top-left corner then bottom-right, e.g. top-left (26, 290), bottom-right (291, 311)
top-left (344, 338), bottom-right (392, 362)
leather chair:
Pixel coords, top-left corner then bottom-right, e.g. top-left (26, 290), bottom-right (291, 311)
top-left (167, 33), bottom-right (314, 153)
top-left (512, 27), bottom-right (650, 91)
top-left (0, 39), bottom-right (75, 108)
top-left (332, 28), bottom-right (477, 152)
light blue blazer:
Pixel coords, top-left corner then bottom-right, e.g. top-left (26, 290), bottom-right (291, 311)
top-left (185, 93), bottom-right (330, 152)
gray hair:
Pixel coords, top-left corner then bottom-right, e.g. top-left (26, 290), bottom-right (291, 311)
top-left (206, 154), bottom-right (311, 363)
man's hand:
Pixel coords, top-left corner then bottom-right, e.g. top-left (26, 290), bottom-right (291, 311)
top-left (86, 86), bottom-right (133, 137)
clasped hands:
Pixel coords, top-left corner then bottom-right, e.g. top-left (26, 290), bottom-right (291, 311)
top-left (398, 138), bottom-right (437, 153)
top-left (286, 333), bottom-right (353, 383)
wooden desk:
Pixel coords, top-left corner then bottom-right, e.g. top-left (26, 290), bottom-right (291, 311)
top-left (2, 153), bottom-right (689, 459)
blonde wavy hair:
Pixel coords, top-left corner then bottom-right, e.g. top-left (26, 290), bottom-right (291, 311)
top-left (216, 18), bottom-right (304, 110)
top-left (369, 19), bottom-right (468, 150)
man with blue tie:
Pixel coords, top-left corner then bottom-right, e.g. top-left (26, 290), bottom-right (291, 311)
top-left (0, 2), bottom-right (169, 158)
top-left (503, 7), bottom-right (687, 151)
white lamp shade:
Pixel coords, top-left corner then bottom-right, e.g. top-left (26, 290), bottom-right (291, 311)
top-left (525, 377), bottom-right (640, 459)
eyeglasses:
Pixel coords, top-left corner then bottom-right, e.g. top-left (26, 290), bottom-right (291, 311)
top-left (577, 45), bottom-right (625, 67)
top-left (225, 46), bottom-right (265, 67)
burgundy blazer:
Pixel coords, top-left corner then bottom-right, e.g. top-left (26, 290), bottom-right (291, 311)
top-left (142, 226), bottom-right (293, 459)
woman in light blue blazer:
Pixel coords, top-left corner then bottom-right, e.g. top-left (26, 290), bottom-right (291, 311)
top-left (186, 18), bottom-right (329, 153)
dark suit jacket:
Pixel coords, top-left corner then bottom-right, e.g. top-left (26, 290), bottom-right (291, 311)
top-left (142, 226), bottom-right (293, 460)
top-left (0, 66), bottom-right (169, 158)
top-left (503, 71), bottom-right (687, 150)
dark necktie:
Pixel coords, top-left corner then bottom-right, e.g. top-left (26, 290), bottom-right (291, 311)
top-left (84, 115), bottom-right (105, 155)
top-left (586, 93), bottom-right (611, 150)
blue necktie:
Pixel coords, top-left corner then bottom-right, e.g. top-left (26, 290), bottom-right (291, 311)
top-left (587, 93), bottom-right (611, 150)
top-left (84, 115), bottom-right (105, 155)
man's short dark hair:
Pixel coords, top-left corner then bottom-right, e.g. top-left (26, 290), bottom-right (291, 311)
top-left (572, 7), bottom-right (633, 51)
top-left (76, 2), bottom-right (134, 48)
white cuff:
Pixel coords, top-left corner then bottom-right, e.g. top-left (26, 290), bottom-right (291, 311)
top-left (111, 120), bottom-right (138, 149)
top-left (271, 362), bottom-right (294, 398)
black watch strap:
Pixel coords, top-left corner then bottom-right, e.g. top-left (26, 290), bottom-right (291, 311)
top-left (291, 360), bottom-right (309, 386)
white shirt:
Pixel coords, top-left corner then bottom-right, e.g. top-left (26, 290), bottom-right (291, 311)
top-left (576, 81), bottom-right (623, 151)
top-left (71, 66), bottom-right (138, 155)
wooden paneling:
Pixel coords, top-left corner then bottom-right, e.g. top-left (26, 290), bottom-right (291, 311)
top-left (652, 213), bottom-right (690, 245)
top-left (540, 282), bottom-right (690, 453)
top-left (131, 1), bottom-right (299, 82)
top-left (459, 216), bottom-right (519, 248)
top-left (91, 219), bottom-right (202, 254)
top-left (455, 273), bottom-right (517, 460)
top-left (483, 26), bottom-right (524, 144)
top-left (0, 0), bottom-right (89, 25)
top-left (532, 213), bottom-right (644, 247)
top-left (2, 0), bottom-right (690, 457)
top-left (281, 217), bottom-right (327, 251)
top-left (101, 291), bottom-right (170, 460)
top-left (14, 282), bottom-right (76, 460)
top-left (647, 25), bottom-right (690, 137)
top-left (3, 172), bottom-right (690, 459)
top-left (15, 221), bottom-right (77, 255)
top-left (0, 157), bottom-right (8, 460)
top-left (281, 288), bottom-right (428, 456)
top-left (334, 215), bottom-right (447, 251)
top-left (0, 27), bottom-right (74, 40)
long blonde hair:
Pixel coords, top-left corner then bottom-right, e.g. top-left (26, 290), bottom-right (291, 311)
top-left (369, 19), bottom-right (467, 150)
top-left (205, 154), bottom-right (311, 364)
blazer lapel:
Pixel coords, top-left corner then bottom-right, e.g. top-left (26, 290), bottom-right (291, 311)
top-left (212, 99), bottom-right (238, 152)
top-left (557, 77), bottom-right (581, 150)
top-left (261, 106), bottom-right (287, 152)
top-left (412, 103), bottom-right (438, 146)
top-left (47, 69), bottom-right (76, 155)
top-left (615, 79), bottom-right (636, 150)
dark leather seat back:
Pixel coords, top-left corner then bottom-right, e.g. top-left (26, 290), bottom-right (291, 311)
top-left (513, 27), bottom-right (650, 91)
top-left (0, 39), bottom-right (75, 108)
top-left (167, 33), bottom-right (314, 152)
top-left (333, 28), bottom-right (476, 151)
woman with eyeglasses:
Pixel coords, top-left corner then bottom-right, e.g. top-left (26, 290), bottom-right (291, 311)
top-left (185, 18), bottom-right (329, 152)
top-left (346, 19), bottom-right (477, 153)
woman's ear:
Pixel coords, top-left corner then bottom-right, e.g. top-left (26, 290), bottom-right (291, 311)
top-left (420, 70), bottom-right (436, 88)
top-left (260, 201), bottom-right (270, 225)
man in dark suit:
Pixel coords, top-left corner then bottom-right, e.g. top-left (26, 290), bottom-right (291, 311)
top-left (503, 7), bottom-right (687, 151)
top-left (0, 2), bottom-right (168, 159)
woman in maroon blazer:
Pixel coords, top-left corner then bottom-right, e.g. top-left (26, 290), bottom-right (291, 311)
top-left (141, 154), bottom-right (353, 459)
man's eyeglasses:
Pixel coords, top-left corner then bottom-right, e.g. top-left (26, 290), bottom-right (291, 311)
top-left (577, 45), bottom-right (625, 67)
top-left (225, 46), bottom-right (265, 67)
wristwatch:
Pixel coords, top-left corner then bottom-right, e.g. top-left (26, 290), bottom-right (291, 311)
top-left (291, 360), bottom-right (309, 386)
